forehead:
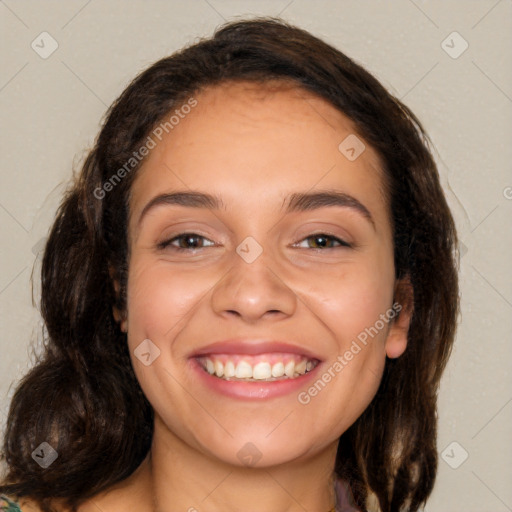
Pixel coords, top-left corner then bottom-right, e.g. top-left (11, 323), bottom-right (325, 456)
top-left (128, 80), bottom-right (388, 231)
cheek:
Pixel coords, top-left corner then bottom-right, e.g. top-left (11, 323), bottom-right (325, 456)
top-left (125, 259), bottom-right (212, 344)
top-left (305, 261), bottom-right (395, 346)
top-left (305, 269), bottom-right (394, 418)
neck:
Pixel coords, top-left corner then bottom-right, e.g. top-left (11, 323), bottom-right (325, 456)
top-left (148, 414), bottom-right (339, 512)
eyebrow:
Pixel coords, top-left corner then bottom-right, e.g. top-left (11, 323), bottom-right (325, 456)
top-left (285, 191), bottom-right (375, 228)
top-left (137, 191), bottom-right (224, 227)
top-left (137, 190), bottom-right (375, 229)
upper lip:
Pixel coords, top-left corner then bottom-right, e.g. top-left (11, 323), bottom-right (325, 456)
top-left (190, 339), bottom-right (323, 361)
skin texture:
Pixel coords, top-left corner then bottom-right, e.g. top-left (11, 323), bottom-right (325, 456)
top-left (52, 81), bottom-right (411, 512)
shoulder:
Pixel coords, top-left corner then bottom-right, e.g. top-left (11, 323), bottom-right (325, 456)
top-left (1, 496), bottom-right (80, 512)
top-left (0, 495), bottom-right (68, 512)
top-left (1, 495), bottom-right (23, 512)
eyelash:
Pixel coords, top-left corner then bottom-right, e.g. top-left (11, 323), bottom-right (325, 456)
top-left (157, 232), bottom-right (351, 251)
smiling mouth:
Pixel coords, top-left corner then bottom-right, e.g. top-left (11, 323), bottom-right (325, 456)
top-left (195, 353), bottom-right (320, 382)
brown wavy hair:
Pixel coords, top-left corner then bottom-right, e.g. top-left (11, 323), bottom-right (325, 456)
top-left (0, 17), bottom-right (458, 512)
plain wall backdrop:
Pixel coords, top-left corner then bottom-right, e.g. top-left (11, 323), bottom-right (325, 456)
top-left (1, 1), bottom-right (511, 510)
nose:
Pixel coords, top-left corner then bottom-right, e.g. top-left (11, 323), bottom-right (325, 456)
top-left (210, 249), bottom-right (297, 323)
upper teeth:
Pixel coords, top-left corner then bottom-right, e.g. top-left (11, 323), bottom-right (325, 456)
top-left (198, 354), bottom-right (316, 381)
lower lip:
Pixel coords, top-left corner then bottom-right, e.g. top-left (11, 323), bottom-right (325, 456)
top-left (189, 357), bottom-right (322, 400)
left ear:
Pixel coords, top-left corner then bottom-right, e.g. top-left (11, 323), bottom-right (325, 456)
top-left (385, 276), bottom-right (414, 359)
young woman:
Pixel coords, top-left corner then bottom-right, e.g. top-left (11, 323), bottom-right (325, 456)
top-left (0, 18), bottom-right (458, 512)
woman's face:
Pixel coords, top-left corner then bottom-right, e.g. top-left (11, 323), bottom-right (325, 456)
top-left (123, 81), bottom-right (409, 467)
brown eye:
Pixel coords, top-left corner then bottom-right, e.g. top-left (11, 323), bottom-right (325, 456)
top-left (158, 233), bottom-right (215, 251)
top-left (295, 234), bottom-right (350, 249)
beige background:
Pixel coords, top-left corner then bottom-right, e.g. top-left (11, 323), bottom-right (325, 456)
top-left (1, 1), bottom-right (511, 510)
